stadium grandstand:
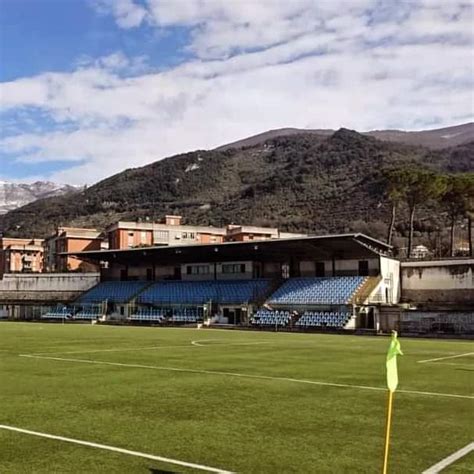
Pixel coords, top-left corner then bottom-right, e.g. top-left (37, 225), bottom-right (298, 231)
top-left (47, 233), bottom-right (402, 331)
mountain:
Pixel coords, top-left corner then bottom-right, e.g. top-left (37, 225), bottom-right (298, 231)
top-left (217, 122), bottom-right (474, 151)
top-left (0, 181), bottom-right (78, 215)
top-left (366, 122), bottom-right (474, 149)
top-left (216, 128), bottom-right (334, 151)
top-left (0, 129), bottom-right (472, 253)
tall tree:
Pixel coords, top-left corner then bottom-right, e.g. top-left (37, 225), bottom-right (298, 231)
top-left (384, 170), bottom-right (408, 246)
top-left (441, 173), bottom-right (474, 257)
top-left (468, 213), bottom-right (473, 258)
top-left (460, 174), bottom-right (474, 257)
top-left (392, 168), bottom-right (446, 258)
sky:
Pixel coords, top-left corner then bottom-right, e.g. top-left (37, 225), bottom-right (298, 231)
top-left (0, 0), bottom-right (473, 185)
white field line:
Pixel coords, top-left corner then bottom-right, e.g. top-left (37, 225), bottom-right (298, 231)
top-left (26, 340), bottom-right (270, 356)
top-left (19, 354), bottom-right (473, 400)
top-left (422, 442), bottom-right (474, 474)
top-left (427, 362), bottom-right (474, 368)
top-left (23, 339), bottom-right (448, 357)
top-left (418, 352), bottom-right (474, 364)
top-left (190, 340), bottom-right (270, 347)
top-left (0, 424), bottom-right (233, 474)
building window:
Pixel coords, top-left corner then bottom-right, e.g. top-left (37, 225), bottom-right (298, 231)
top-left (128, 232), bottom-right (134, 247)
top-left (222, 263), bottom-right (246, 274)
top-left (140, 231), bottom-right (147, 243)
top-left (188, 265), bottom-right (210, 275)
top-left (153, 230), bottom-right (169, 243)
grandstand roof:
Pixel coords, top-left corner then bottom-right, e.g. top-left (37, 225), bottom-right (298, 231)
top-left (66, 233), bottom-right (393, 265)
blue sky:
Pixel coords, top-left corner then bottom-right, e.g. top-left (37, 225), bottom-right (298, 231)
top-left (0, 0), bottom-right (473, 184)
top-left (0, 0), bottom-right (191, 81)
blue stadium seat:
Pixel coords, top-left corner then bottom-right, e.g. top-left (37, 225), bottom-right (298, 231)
top-left (41, 306), bottom-right (72, 320)
top-left (295, 310), bottom-right (352, 329)
top-left (130, 307), bottom-right (165, 322)
top-left (74, 306), bottom-right (102, 320)
top-left (267, 277), bottom-right (366, 305)
top-left (137, 280), bottom-right (270, 305)
top-left (250, 309), bottom-right (291, 327)
top-left (170, 307), bottom-right (203, 323)
top-left (77, 281), bottom-right (150, 304)
top-left (129, 306), bottom-right (204, 323)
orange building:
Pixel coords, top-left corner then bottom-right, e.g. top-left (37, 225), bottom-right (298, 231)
top-left (107, 216), bottom-right (308, 250)
top-left (44, 227), bottom-right (106, 272)
top-left (225, 225), bottom-right (279, 241)
top-left (225, 225), bottom-right (307, 242)
top-left (107, 215), bottom-right (226, 250)
top-left (0, 237), bottom-right (44, 277)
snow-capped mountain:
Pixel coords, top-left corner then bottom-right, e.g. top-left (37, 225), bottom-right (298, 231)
top-left (0, 181), bottom-right (79, 214)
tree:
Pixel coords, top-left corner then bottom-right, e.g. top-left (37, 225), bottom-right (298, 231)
top-left (441, 173), bottom-right (474, 257)
top-left (463, 175), bottom-right (474, 257)
top-left (384, 170), bottom-right (408, 246)
top-left (388, 168), bottom-right (446, 258)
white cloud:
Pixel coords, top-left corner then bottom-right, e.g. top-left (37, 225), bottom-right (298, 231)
top-left (146, 0), bottom-right (377, 58)
top-left (0, 1), bottom-right (473, 185)
top-left (92, 0), bottom-right (148, 29)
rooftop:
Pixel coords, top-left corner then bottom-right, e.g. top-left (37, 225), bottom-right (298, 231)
top-left (107, 220), bottom-right (228, 235)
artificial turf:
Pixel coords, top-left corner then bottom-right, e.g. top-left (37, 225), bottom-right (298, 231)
top-left (0, 322), bottom-right (472, 473)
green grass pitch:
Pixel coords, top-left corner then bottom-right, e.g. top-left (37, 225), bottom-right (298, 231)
top-left (0, 322), bottom-right (472, 473)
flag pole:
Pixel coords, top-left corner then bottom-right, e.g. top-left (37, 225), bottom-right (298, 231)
top-left (382, 389), bottom-right (394, 474)
top-left (383, 330), bottom-right (402, 474)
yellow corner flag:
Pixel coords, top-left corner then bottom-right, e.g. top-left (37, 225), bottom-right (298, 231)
top-left (382, 331), bottom-right (403, 474)
top-left (386, 330), bottom-right (403, 392)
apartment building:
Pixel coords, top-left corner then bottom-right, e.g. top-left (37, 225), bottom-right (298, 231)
top-left (107, 215), bottom-right (227, 250)
top-left (0, 237), bottom-right (44, 276)
top-left (225, 225), bottom-right (307, 242)
top-left (44, 227), bottom-right (106, 272)
top-left (107, 216), bottom-right (308, 250)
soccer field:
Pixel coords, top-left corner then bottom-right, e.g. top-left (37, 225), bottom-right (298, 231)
top-left (0, 323), bottom-right (472, 473)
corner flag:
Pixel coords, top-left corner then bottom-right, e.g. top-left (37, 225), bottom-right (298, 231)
top-left (386, 330), bottom-right (403, 392)
top-left (382, 331), bottom-right (403, 474)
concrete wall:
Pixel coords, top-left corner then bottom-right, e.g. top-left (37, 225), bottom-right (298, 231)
top-left (299, 258), bottom-right (380, 277)
top-left (401, 259), bottom-right (473, 305)
top-left (0, 273), bottom-right (99, 302)
top-left (154, 265), bottom-right (176, 280)
top-left (373, 257), bottom-right (401, 304)
top-left (127, 265), bottom-right (148, 280)
top-left (263, 262), bottom-right (281, 278)
top-left (374, 308), bottom-right (473, 334)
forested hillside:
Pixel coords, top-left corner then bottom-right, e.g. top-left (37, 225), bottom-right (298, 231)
top-left (1, 129), bottom-right (472, 254)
